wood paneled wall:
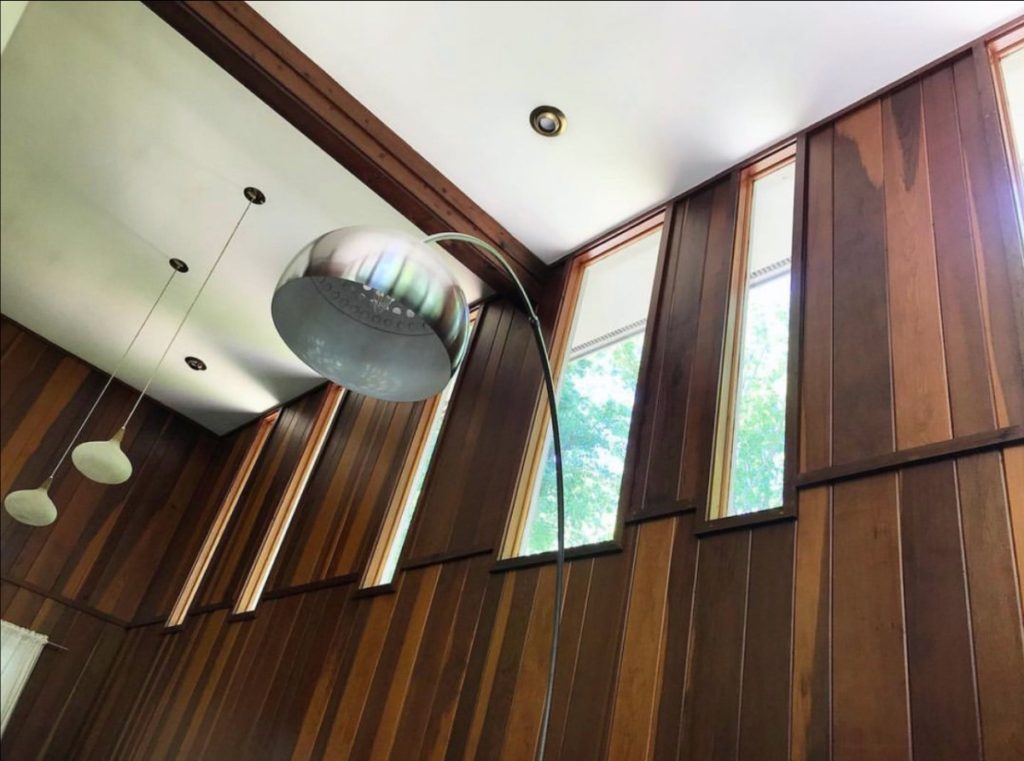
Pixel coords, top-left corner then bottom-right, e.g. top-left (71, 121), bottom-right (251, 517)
top-left (800, 53), bottom-right (1024, 472)
top-left (1, 317), bottom-right (250, 625)
top-left (4, 37), bottom-right (1024, 761)
top-left (0, 583), bottom-right (126, 761)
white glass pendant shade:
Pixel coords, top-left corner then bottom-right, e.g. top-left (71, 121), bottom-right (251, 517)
top-left (3, 478), bottom-right (57, 526)
top-left (72, 428), bottom-right (132, 485)
top-left (272, 227), bottom-right (470, 402)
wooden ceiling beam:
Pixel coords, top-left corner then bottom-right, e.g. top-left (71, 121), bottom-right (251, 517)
top-left (143, 0), bottom-right (548, 299)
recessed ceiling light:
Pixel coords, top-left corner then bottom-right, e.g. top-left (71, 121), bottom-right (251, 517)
top-left (530, 105), bottom-right (566, 137)
top-left (185, 356), bottom-right (207, 371)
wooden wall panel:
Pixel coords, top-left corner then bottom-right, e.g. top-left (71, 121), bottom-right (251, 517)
top-left (195, 388), bottom-right (326, 607)
top-left (266, 392), bottom-right (424, 590)
top-left (791, 488), bottom-right (831, 761)
top-left (626, 175), bottom-right (741, 520)
top-left (881, 82), bottom-right (952, 448)
top-left (831, 103), bottom-right (895, 465)
top-left (404, 300), bottom-right (544, 563)
top-left (899, 461), bottom-right (979, 760)
top-left (1, 318), bottom-right (243, 624)
top-left (831, 474), bottom-right (910, 761)
top-left (801, 49), bottom-right (1024, 473)
top-left (0, 582), bottom-right (125, 761)
top-left (6, 34), bottom-right (1024, 761)
top-left (957, 452), bottom-right (1024, 760)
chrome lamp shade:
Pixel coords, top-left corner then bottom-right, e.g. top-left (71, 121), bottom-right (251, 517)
top-left (272, 227), bottom-right (470, 402)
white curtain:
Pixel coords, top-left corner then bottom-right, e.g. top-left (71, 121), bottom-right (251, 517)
top-left (0, 619), bottom-right (48, 735)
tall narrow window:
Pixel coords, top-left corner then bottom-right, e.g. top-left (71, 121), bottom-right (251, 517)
top-left (233, 384), bottom-right (345, 614)
top-left (709, 149), bottom-right (796, 520)
top-left (991, 28), bottom-right (1024, 199)
top-left (166, 409), bottom-right (279, 627)
top-left (362, 313), bottom-right (478, 588)
top-left (503, 225), bottom-right (662, 557)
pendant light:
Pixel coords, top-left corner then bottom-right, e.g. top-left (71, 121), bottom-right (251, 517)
top-left (271, 228), bottom-right (565, 761)
top-left (73, 186), bottom-right (265, 485)
top-left (2, 257), bottom-right (189, 525)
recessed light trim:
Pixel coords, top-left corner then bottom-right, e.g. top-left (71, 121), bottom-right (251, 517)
top-left (530, 105), bottom-right (566, 137)
top-left (185, 356), bottom-right (207, 371)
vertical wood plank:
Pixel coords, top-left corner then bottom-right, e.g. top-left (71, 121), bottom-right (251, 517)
top-left (899, 461), bottom-right (980, 760)
top-left (1003, 445), bottom-right (1024, 606)
top-left (831, 473), bottom-right (910, 761)
top-left (881, 82), bottom-right (952, 449)
top-left (738, 521), bottom-right (794, 761)
top-left (607, 519), bottom-right (676, 761)
top-left (832, 103), bottom-right (895, 464)
top-left (800, 128), bottom-right (835, 472)
top-left (680, 530), bottom-right (751, 761)
top-left (791, 488), bottom-right (831, 761)
top-left (921, 66), bottom-right (999, 436)
top-left (679, 177), bottom-right (740, 507)
top-left (957, 451), bottom-right (1024, 760)
top-left (652, 514), bottom-right (699, 761)
top-left (954, 55), bottom-right (1024, 428)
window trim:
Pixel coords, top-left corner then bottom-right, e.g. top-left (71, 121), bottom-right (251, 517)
top-left (359, 308), bottom-right (481, 590)
top-left (231, 384), bottom-right (346, 616)
top-left (497, 215), bottom-right (665, 560)
top-left (698, 142), bottom-right (803, 534)
top-left (988, 27), bottom-right (1024, 226)
top-left (165, 408), bottom-right (280, 628)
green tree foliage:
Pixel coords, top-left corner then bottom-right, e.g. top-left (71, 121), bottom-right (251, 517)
top-left (521, 334), bottom-right (643, 554)
top-left (520, 272), bottom-right (790, 554)
top-left (727, 274), bottom-right (789, 514)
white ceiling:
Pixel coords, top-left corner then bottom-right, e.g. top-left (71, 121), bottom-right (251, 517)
top-left (0, 1), bottom-right (485, 434)
top-left (250, 0), bottom-right (1024, 261)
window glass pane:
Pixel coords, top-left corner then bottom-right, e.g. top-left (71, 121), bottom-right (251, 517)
top-left (1000, 46), bottom-right (1024, 177)
top-left (726, 161), bottom-right (795, 516)
top-left (519, 232), bottom-right (660, 555)
top-left (376, 318), bottom-right (476, 584)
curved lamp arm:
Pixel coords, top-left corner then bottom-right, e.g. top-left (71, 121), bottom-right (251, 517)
top-left (422, 232), bottom-right (565, 761)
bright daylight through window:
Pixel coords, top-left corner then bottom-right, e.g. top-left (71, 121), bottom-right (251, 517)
top-left (711, 154), bottom-right (795, 519)
top-left (996, 37), bottom-right (1024, 183)
top-left (363, 316), bottom-right (477, 587)
top-left (517, 231), bottom-right (661, 555)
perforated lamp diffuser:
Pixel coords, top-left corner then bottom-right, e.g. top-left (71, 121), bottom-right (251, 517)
top-left (272, 227), bottom-right (565, 761)
top-left (272, 227), bottom-right (471, 401)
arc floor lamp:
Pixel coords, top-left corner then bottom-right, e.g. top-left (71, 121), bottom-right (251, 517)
top-left (272, 227), bottom-right (565, 761)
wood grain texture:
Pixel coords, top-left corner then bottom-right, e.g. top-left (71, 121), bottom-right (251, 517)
top-left (791, 487), bottom-right (831, 761)
top-left (957, 451), bottom-right (1024, 760)
top-left (0, 318), bottom-right (244, 624)
top-left (0, 583), bottom-right (126, 761)
top-left (899, 461), bottom-right (980, 760)
top-left (680, 530), bottom-right (750, 761)
top-left (881, 82), bottom-right (952, 448)
top-left (831, 473), bottom-right (910, 761)
top-left (6, 39), bottom-right (1024, 761)
top-left (831, 103), bottom-right (896, 465)
top-left (800, 129), bottom-right (835, 472)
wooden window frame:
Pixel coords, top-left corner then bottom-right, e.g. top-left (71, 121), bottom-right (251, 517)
top-left (988, 25), bottom-right (1024, 224)
top-left (360, 309), bottom-right (480, 590)
top-left (698, 143), bottom-right (802, 534)
top-left (231, 384), bottom-right (346, 616)
top-left (497, 213), bottom-right (665, 559)
top-left (165, 409), bottom-right (280, 628)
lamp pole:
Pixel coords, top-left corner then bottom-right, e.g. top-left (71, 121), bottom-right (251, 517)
top-left (422, 233), bottom-right (564, 761)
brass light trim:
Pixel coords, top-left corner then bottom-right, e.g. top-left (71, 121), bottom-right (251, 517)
top-left (529, 105), bottom-right (567, 137)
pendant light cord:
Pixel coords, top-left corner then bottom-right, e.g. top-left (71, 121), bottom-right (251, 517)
top-left (122, 200), bottom-right (253, 428)
top-left (47, 265), bottom-right (180, 480)
top-left (423, 233), bottom-right (564, 761)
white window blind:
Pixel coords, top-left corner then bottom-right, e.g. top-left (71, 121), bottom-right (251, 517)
top-left (1, 619), bottom-right (47, 735)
